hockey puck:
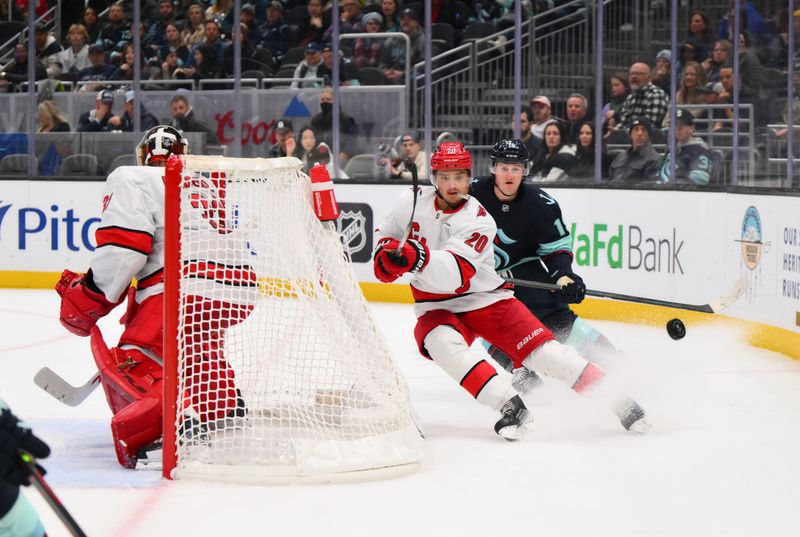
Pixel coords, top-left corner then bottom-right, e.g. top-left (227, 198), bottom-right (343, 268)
top-left (666, 318), bottom-right (686, 340)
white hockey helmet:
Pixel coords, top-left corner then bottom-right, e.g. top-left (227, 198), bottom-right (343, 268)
top-left (136, 125), bottom-right (188, 166)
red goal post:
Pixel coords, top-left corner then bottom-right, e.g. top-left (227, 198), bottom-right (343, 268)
top-left (162, 154), bottom-right (422, 484)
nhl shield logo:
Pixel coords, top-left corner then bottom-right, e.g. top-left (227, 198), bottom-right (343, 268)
top-left (336, 203), bottom-right (373, 262)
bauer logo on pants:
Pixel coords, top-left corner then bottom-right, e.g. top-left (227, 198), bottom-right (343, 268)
top-left (336, 203), bottom-right (373, 263)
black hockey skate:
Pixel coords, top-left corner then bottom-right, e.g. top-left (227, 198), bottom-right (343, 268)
top-left (494, 395), bottom-right (533, 441)
top-left (512, 368), bottom-right (543, 395)
top-left (614, 398), bottom-right (651, 434)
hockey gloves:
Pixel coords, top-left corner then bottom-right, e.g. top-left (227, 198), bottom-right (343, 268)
top-left (373, 238), bottom-right (429, 283)
top-left (555, 273), bottom-right (586, 304)
top-left (55, 269), bottom-right (119, 337)
top-left (0, 400), bottom-right (50, 487)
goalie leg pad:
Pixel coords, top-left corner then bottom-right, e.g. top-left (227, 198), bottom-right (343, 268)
top-left (118, 294), bottom-right (164, 359)
top-left (90, 331), bottom-right (163, 415)
top-left (522, 340), bottom-right (606, 393)
top-left (110, 397), bottom-right (162, 469)
top-left (424, 326), bottom-right (515, 411)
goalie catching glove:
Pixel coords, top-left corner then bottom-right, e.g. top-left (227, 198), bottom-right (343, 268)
top-left (55, 269), bottom-right (120, 337)
top-left (373, 238), bottom-right (429, 283)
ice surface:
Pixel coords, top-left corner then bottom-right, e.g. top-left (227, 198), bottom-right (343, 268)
top-left (1, 289), bottom-right (799, 536)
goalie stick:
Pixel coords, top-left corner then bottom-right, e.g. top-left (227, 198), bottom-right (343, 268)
top-left (33, 368), bottom-right (100, 407)
top-left (18, 450), bottom-right (88, 537)
top-left (394, 160), bottom-right (419, 255)
top-left (504, 276), bottom-right (748, 314)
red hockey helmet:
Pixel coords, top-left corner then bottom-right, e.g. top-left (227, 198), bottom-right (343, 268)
top-left (429, 142), bottom-right (472, 184)
top-left (136, 125), bottom-right (189, 166)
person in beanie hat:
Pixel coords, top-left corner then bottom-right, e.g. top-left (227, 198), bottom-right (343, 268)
top-left (608, 116), bottom-right (661, 182)
top-left (659, 109), bottom-right (713, 185)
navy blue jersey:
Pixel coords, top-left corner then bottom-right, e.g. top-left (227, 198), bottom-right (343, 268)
top-left (470, 176), bottom-right (578, 318)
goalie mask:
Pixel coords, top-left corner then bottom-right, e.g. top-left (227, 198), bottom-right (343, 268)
top-left (136, 125), bottom-right (188, 166)
top-left (429, 142), bottom-right (473, 186)
top-left (489, 139), bottom-right (530, 175)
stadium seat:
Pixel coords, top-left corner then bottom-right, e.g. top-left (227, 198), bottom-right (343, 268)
top-left (108, 154), bottom-right (136, 173)
top-left (461, 22), bottom-right (496, 41)
top-left (58, 153), bottom-right (100, 176)
top-left (431, 23), bottom-right (455, 49)
top-left (343, 154), bottom-right (380, 180)
top-left (0, 21), bottom-right (25, 44)
top-left (359, 67), bottom-right (386, 86)
top-left (0, 154), bottom-right (36, 175)
top-left (286, 5), bottom-right (309, 25)
top-left (606, 129), bottom-right (631, 146)
top-left (281, 47), bottom-right (306, 67)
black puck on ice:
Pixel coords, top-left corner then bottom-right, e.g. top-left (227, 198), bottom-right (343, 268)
top-left (666, 318), bottom-right (686, 340)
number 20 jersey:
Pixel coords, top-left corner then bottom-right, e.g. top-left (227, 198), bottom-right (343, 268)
top-left (375, 186), bottom-right (514, 317)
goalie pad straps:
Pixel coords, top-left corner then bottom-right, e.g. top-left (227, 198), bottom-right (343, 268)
top-left (424, 326), bottom-right (515, 411)
top-left (522, 340), bottom-right (606, 393)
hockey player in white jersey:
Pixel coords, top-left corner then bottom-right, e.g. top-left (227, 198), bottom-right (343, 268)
top-left (373, 142), bottom-right (649, 438)
top-left (56, 126), bottom-right (252, 468)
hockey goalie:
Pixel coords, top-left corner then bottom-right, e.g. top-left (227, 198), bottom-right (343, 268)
top-left (55, 126), bottom-right (253, 468)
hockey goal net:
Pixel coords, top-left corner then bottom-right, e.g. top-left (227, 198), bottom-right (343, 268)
top-left (162, 155), bottom-right (422, 483)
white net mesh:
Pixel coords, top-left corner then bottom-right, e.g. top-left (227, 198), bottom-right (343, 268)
top-left (170, 155), bottom-right (422, 482)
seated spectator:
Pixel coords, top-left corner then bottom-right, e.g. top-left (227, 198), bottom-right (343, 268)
top-left (323, 0), bottom-right (364, 41)
top-left (258, 1), bottom-right (293, 65)
top-left (82, 6), bottom-right (102, 44)
top-left (267, 119), bottom-right (296, 158)
top-left (516, 105), bottom-right (544, 164)
top-left (390, 131), bottom-right (428, 181)
top-left (0, 44), bottom-right (48, 92)
top-left (767, 8), bottom-right (800, 69)
top-left (96, 2), bottom-right (132, 56)
top-left (737, 31), bottom-right (764, 98)
top-left (529, 95), bottom-right (556, 140)
top-left (702, 39), bottom-right (731, 83)
top-left (57, 24), bottom-right (91, 75)
top-left (651, 50), bottom-right (672, 95)
top-left (380, 8), bottom-right (424, 85)
top-left (616, 62), bottom-right (670, 130)
top-left (564, 93), bottom-right (589, 143)
top-left (295, 125), bottom-right (331, 173)
top-left (602, 72), bottom-right (630, 126)
top-left (206, 0), bottom-right (232, 23)
top-left (296, 0), bottom-right (328, 48)
top-left (175, 43), bottom-right (222, 81)
top-left (108, 90), bottom-right (160, 132)
top-left (317, 43), bottom-right (361, 86)
top-left (608, 116), bottom-right (661, 183)
top-left (222, 22), bottom-right (273, 77)
top-left (678, 40), bottom-right (700, 71)
top-left (380, 0), bottom-right (401, 33)
top-left (110, 44), bottom-right (155, 81)
top-left (659, 109), bottom-right (712, 185)
top-left (34, 23), bottom-right (62, 78)
top-left (290, 42), bottom-right (324, 89)
top-left (77, 89), bottom-right (118, 132)
top-left (169, 93), bottom-right (219, 144)
top-left (160, 22), bottom-right (190, 66)
top-left (773, 71), bottom-right (800, 140)
top-left (310, 87), bottom-right (359, 159)
top-left (529, 122), bottom-right (577, 183)
top-left (713, 64), bottom-right (764, 130)
top-left (685, 9), bottom-right (716, 63)
top-left (666, 61), bottom-right (708, 126)
top-left (354, 13), bottom-right (385, 69)
top-left (37, 100), bottom-right (71, 133)
top-left (187, 19), bottom-right (228, 67)
top-left (717, 0), bottom-right (773, 46)
top-left (77, 44), bottom-right (117, 90)
top-left (470, 0), bottom-right (509, 23)
top-left (182, 2), bottom-right (207, 48)
top-left (571, 122), bottom-right (611, 180)
top-left (158, 47), bottom-right (185, 81)
top-left (240, 3), bottom-right (262, 44)
top-left (146, 0), bottom-right (178, 58)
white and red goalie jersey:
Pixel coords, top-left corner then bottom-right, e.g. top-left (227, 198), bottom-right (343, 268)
top-left (92, 166), bottom-right (258, 306)
top-left (375, 187), bottom-right (514, 316)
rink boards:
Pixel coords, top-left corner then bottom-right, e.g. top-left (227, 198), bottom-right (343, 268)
top-left (0, 180), bottom-right (798, 358)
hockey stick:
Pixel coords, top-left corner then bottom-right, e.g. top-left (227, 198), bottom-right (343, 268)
top-left (18, 450), bottom-right (88, 537)
top-left (33, 368), bottom-right (101, 407)
top-left (504, 276), bottom-right (748, 314)
top-left (394, 161), bottom-right (419, 254)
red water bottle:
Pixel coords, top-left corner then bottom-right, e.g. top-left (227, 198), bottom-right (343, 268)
top-left (309, 163), bottom-right (340, 222)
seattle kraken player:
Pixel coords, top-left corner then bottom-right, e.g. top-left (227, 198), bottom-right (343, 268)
top-left (471, 139), bottom-right (622, 393)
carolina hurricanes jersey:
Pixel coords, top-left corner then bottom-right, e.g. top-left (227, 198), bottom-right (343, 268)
top-left (91, 165), bottom-right (257, 306)
top-left (376, 187), bottom-right (514, 316)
